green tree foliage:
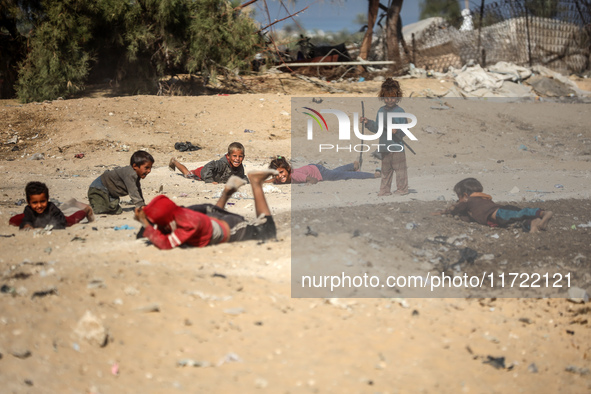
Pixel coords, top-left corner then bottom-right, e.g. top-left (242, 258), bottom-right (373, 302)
top-left (419, 0), bottom-right (462, 25)
top-left (186, 0), bottom-right (261, 80)
top-left (10, 0), bottom-right (262, 102)
top-left (0, 0), bottom-right (43, 98)
top-left (16, 0), bottom-right (97, 102)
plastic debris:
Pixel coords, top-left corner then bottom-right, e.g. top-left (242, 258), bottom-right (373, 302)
top-left (217, 352), bottom-right (242, 366)
top-left (262, 184), bottom-right (281, 194)
top-left (554, 184), bottom-right (564, 188)
top-left (519, 144), bottom-right (528, 151)
top-left (305, 226), bottom-right (318, 237)
top-left (177, 359), bottom-right (211, 368)
top-left (28, 153), bottom-right (44, 160)
top-left (114, 224), bottom-right (135, 231)
top-left (567, 287), bottom-right (589, 304)
top-left (243, 129), bottom-right (255, 133)
top-left (483, 355), bottom-right (505, 369)
top-left (174, 141), bottom-right (201, 152)
top-left (74, 153), bottom-right (85, 159)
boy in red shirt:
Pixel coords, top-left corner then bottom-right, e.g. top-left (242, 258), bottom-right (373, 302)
top-left (134, 170), bottom-right (278, 249)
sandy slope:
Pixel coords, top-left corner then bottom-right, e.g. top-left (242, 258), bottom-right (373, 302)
top-left (0, 75), bottom-right (590, 393)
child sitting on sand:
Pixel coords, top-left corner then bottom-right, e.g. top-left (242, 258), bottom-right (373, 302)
top-left (269, 156), bottom-right (379, 185)
top-left (168, 142), bottom-right (248, 184)
top-left (134, 170), bottom-right (278, 249)
top-left (87, 150), bottom-right (154, 215)
top-left (9, 181), bottom-right (94, 230)
top-left (440, 178), bottom-right (553, 233)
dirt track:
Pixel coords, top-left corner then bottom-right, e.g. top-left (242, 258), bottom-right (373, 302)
top-left (0, 74), bottom-right (590, 393)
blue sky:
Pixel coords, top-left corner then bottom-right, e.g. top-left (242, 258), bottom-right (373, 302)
top-left (252, 0), bottom-right (494, 32)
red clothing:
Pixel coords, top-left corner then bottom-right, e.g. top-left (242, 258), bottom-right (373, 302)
top-left (189, 166), bottom-right (204, 179)
top-left (289, 165), bottom-right (323, 184)
top-left (9, 209), bottom-right (86, 228)
top-left (142, 195), bottom-right (215, 249)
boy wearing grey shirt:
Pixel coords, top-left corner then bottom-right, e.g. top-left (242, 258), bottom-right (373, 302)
top-left (88, 150), bottom-right (154, 214)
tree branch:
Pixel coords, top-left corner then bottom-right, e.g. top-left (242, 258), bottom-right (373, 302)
top-left (256, 6), bottom-right (308, 33)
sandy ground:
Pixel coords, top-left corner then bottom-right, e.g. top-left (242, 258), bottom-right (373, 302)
top-left (0, 73), bottom-right (590, 393)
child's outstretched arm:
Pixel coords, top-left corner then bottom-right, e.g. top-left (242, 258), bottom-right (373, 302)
top-left (305, 176), bottom-right (319, 185)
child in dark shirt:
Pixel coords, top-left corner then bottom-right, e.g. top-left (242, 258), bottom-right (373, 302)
top-left (88, 150), bottom-right (154, 215)
top-left (9, 181), bottom-right (94, 230)
top-left (440, 178), bottom-right (553, 233)
top-left (134, 170), bottom-right (278, 249)
top-left (168, 142), bottom-right (248, 184)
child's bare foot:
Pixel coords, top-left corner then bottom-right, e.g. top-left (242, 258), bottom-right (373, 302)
top-left (168, 157), bottom-right (177, 171)
top-left (354, 160), bottom-right (360, 171)
top-left (85, 205), bottom-right (95, 223)
top-left (378, 192), bottom-right (392, 197)
top-left (530, 211), bottom-right (553, 232)
top-left (248, 169), bottom-right (279, 185)
top-left (225, 176), bottom-right (247, 194)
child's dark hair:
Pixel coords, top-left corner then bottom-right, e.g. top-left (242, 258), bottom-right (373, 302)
top-left (453, 178), bottom-right (483, 198)
top-left (269, 155), bottom-right (291, 172)
top-left (25, 181), bottom-right (49, 202)
top-left (228, 142), bottom-right (245, 155)
top-left (130, 150), bottom-right (155, 167)
top-left (378, 77), bottom-right (403, 104)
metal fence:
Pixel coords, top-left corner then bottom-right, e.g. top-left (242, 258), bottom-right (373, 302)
top-left (409, 0), bottom-right (591, 75)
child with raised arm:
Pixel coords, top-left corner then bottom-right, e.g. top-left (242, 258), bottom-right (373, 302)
top-left (88, 150), bottom-right (153, 215)
top-left (9, 181), bottom-right (94, 230)
top-left (168, 142), bottom-right (248, 184)
top-left (134, 170), bottom-right (278, 249)
top-left (269, 156), bottom-right (379, 185)
top-left (440, 178), bottom-right (553, 233)
top-left (360, 78), bottom-right (409, 196)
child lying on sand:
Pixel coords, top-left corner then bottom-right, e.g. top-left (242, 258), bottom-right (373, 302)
top-left (438, 178), bottom-right (553, 233)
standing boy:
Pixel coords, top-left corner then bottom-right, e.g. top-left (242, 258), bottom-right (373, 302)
top-left (360, 78), bottom-right (409, 196)
top-left (9, 181), bottom-right (94, 230)
top-left (168, 142), bottom-right (248, 184)
top-left (88, 150), bottom-right (154, 215)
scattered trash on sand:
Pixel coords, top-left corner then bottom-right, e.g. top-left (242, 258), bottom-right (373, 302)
top-left (305, 226), bottom-right (318, 237)
top-left (483, 355), bottom-right (506, 369)
top-left (567, 287), bottom-right (589, 304)
top-left (28, 153), bottom-right (44, 160)
top-left (174, 141), bottom-right (201, 152)
top-left (177, 359), bottom-right (211, 368)
top-left (114, 224), bottom-right (135, 231)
